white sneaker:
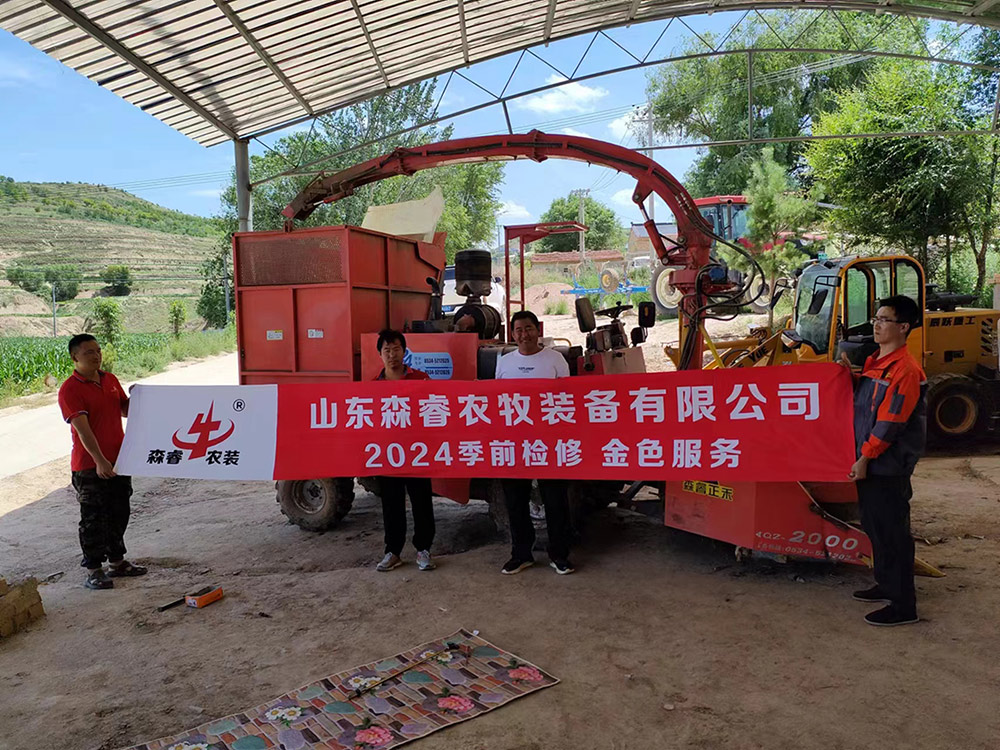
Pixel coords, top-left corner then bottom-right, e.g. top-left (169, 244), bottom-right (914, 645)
top-left (416, 550), bottom-right (436, 571)
top-left (376, 553), bottom-right (402, 572)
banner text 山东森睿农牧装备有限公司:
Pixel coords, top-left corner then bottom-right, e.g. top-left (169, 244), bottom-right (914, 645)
top-left (115, 365), bottom-right (855, 483)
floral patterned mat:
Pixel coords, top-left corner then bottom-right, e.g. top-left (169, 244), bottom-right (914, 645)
top-left (123, 629), bottom-right (558, 750)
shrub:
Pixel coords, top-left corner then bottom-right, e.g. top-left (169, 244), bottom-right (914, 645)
top-left (6, 264), bottom-right (44, 293)
top-left (101, 264), bottom-right (134, 295)
top-left (43, 265), bottom-right (81, 301)
top-left (168, 300), bottom-right (187, 337)
top-left (91, 298), bottom-right (124, 350)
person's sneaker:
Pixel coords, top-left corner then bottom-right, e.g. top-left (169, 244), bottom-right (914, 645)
top-left (550, 560), bottom-right (576, 575)
top-left (84, 569), bottom-right (114, 590)
top-left (376, 553), bottom-right (403, 572)
top-left (501, 557), bottom-right (534, 575)
top-left (416, 550), bottom-right (436, 571)
top-left (853, 585), bottom-right (891, 603)
top-left (864, 605), bottom-right (919, 627)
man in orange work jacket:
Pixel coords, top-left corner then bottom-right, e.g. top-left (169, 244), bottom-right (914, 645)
top-left (842, 294), bottom-right (927, 627)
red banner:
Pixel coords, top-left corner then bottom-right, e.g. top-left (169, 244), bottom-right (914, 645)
top-left (274, 364), bottom-right (855, 482)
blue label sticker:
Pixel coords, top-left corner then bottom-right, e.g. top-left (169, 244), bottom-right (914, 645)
top-left (403, 349), bottom-right (454, 379)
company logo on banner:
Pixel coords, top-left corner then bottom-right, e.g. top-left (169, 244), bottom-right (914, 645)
top-left (116, 385), bottom-right (278, 480)
top-left (117, 365), bottom-right (856, 483)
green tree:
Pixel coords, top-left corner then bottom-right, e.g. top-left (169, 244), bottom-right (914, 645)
top-left (91, 298), bottom-right (124, 350)
top-left (101, 264), bottom-right (134, 296)
top-left (729, 148), bottom-right (815, 328)
top-left (200, 82), bottom-right (504, 316)
top-left (43, 265), bottom-right (81, 301)
top-left (645, 11), bottom-right (928, 196)
top-left (806, 60), bottom-right (981, 275)
top-left (197, 242), bottom-right (231, 329)
top-left (5, 263), bottom-right (44, 293)
top-left (168, 300), bottom-right (187, 337)
top-left (957, 29), bottom-right (1000, 296)
top-left (537, 194), bottom-right (626, 253)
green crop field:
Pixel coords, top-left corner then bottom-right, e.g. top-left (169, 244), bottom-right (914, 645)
top-left (0, 334), bottom-right (170, 386)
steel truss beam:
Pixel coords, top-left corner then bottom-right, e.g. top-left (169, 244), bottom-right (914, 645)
top-left (252, 40), bottom-right (1000, 188)
top-left (36, 0), bottom-right (239, 140)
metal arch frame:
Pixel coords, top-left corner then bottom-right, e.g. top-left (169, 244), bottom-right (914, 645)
top-left (248, 43), bottom-right (1000, 191)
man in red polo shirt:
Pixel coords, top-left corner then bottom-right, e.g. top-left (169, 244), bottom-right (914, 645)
top-left (372, 329), bottom-right (436, 573)
top-left (58, 334), bottom-right (148, 590)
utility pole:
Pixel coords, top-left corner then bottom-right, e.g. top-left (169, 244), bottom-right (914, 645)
top-left (569, 188), bottom-right (590, 263)
top-left (631, 103), bottom-right (656, 221)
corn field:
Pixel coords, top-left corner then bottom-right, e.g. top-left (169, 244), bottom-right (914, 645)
top-left (0, 334), bottom-right (168, 386)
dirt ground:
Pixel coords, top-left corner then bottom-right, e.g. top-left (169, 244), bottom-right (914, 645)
top-left (2, 447), bottom-right (1000, 750)
top-left (3, 303), bottom-right (1000, 750)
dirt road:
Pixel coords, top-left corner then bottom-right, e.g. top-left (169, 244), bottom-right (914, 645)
top-left (1, 449), bottom-right (999, 750)
top-left (0, 353), bottom-right (237, 480)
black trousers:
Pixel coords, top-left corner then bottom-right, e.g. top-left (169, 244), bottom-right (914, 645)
top-left (501, 478), bottom-right (571, 562)
top-left (380, 477), bottom-right (435, 556)
top-left (857, 474), bottom-right (917, 616)
top-left (71, 470), bottom-right (133, 569)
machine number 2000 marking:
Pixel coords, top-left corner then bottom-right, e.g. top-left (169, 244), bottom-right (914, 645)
top-left (756, 529), bottom-right (859, 551)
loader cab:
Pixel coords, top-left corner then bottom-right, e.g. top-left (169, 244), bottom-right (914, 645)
top-left (793, 255), bottom-right (924, 365)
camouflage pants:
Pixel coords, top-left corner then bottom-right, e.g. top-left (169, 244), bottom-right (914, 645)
top-left (71, 470), bottom-right (133, 569)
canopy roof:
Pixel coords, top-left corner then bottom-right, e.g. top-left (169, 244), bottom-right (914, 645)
top-left (4, 0), bottom-right (999, 147)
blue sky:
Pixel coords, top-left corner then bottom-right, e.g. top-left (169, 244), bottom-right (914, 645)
top-left (0, 14), bottom-right (740, 229)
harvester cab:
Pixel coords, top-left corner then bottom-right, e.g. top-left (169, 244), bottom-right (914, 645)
top-left (714, 253), bottom-right (1000, 441)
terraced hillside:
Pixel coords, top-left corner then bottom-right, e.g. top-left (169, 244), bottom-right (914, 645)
top-left (0, 179), bottom-right (223, 335)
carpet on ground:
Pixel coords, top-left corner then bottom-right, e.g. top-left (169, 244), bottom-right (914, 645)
top-left (122, 628), bottom-right (558, 750)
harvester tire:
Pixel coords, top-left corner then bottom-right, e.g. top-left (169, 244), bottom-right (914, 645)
top-left (651, 264), bottom-right (683, 316)
top-left (926, 373), bottom-right (993, 443)
top-left (276, 477), bottom-right (355, 531)
top-left (568, 480), bottom-right (623, 534)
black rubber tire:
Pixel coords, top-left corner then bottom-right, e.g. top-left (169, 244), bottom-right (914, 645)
top-left (276, 477), bottom-right (355, 531)
top-left (651, 264), bottom-right (683, 316)
top-left (567, 480), bottom-right (623, 534)
top-left (747, 275), bottom-right (772, 314)
top-left (926, 373), bottom-right (994, 443)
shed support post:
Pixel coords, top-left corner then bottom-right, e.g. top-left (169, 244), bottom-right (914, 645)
top-left (235, 138), bottom-right (252, 233)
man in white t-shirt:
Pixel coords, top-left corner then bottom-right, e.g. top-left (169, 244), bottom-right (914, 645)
top-left (495, 310), bottom-right (575, 575)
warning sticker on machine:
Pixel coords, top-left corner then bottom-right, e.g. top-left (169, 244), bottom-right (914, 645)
top-left (266, 330), bottom-right (284, 341)
top-left (682, 480), bottom-right (734, 501)
top-left (307, 328), bottom-right (324, 339)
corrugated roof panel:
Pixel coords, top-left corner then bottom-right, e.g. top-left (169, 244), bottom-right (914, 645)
top-left (4, 0), bottom-right (998, 146)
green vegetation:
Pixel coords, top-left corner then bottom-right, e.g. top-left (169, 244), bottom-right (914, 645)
top-left (0, 176), bottom-right (217, 237)
top-left (0, 328), bottom-right (236, 404)
top-left (200, 81), bottom-right (505, 321)
top-left (101, 264), bottom-right (134, 295)
top-left (168, 300), bottom-right (187, 337)
top-left (543, 298), bottom-right (570, 315)
top-left (91, 298), bottom-right (124, 349)
top-left (538, 195), bottom-right (626, 253)
top-left (645, 11), bottom-right (928, 196)
top-left (6, 263), bottom-right (82, 300)
top-left (734, 147), bottom-right (816, 328)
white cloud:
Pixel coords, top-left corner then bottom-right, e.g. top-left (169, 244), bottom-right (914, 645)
top-left (0, 59), bottom-right (46, 88)
top-left (498, 200), bottom-right (531, 220)
top-left (516, 75), bottom-right (608, 115)
top-left (608, 112), bottom-right (639, 140)
top-left (190, 188), bottom-right (223, 198)
top-left (558, 127), bottom-right (591, 139)
top-left (611, 188), bottom-right (634, 207)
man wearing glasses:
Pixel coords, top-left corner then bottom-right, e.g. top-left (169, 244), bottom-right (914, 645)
top-left (841, 295), bottom-right (927, 627)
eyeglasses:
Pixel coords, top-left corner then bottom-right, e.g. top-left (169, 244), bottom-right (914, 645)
top-left (870, 316), bottom-right (900, 325)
